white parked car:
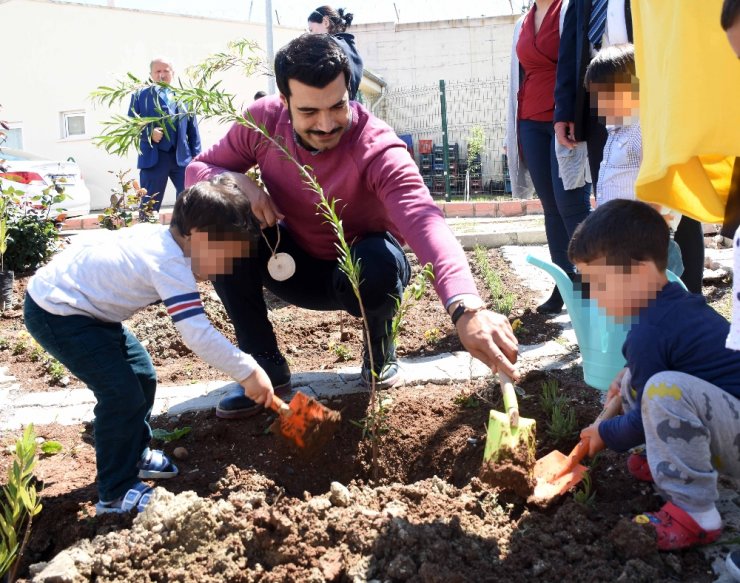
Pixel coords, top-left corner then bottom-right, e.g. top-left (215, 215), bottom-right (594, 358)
top-left (0, 148), bottom-right (91, 218)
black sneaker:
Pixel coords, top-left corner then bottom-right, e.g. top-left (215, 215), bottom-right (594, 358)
top-left (360, 342), bottom-right (400, 389)
top-left (216, 351), bottom-right (291, 419)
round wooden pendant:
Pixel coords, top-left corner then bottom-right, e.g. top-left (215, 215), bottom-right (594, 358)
top-left (267, 252), bottom-right (296, 281)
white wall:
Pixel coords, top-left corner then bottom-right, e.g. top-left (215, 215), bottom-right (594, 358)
top-left (351, 15), bottom-right (518, 88)
top-left (1, 0), bottom-right (302, 210)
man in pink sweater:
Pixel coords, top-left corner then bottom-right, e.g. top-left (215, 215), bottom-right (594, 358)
top-left (186, 34), bottom-right (518, 418)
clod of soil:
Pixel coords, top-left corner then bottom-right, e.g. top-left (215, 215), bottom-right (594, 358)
top-left (479, 442), bottom-right (535, 499)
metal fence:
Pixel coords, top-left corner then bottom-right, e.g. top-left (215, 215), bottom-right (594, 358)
top-left (375, 78), bottom-right (513, 201)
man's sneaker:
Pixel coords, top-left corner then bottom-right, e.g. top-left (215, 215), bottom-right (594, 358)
top-left (361, 342), bottom-right (400, 390)
top-left (216, 351), bottom-right (291, 419)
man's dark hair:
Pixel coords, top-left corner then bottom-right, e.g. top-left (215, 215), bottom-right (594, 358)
top-left (308, 5), bottom-right (354, 33)
top-left (722, 0), bottom-right (740, 30)
top-left (568, 199), bottom-right (669, 271)
top-left (584, 43), bottom-right (637, 90)
top-left (170, 175), bottom-right (260, 242)
top-left (274, 34), bottom-right (350, 98)
top-left (253, 90), bottom-right (267, 100)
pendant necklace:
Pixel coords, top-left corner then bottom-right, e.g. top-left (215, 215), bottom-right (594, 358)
top-left (262, 228), bottom-right (296, 281)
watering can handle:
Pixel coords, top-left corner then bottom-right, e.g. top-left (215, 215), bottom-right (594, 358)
top-left (498, 371), bottom-right (519, 427)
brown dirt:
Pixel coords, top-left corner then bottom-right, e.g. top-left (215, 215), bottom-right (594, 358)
top-left (0, 248), bottom-right (723, 582)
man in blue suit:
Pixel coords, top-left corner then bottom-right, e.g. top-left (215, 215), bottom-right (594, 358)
top-left (129, 58), bottom-right (201, 213)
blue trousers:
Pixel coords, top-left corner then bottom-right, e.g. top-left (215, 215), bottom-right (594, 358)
top-left (23, 295), bottom-right (156, 501)
top-left (139, 148), bottom-right (185, 212)
top-left (518, 119), bottom-right (592, 274)
top-left (212, 226), bottom-right (411, 355)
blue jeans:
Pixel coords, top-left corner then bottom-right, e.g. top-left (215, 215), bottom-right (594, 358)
top-left (212, 226), bottom-right (411, 355)
top-left (518, 119), bottom-right (592, 273)
top-left (23, 295), bottom-right (156, 501)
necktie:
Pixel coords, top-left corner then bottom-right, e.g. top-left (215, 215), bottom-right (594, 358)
top-left (588, 0), bottom-right (608, 49)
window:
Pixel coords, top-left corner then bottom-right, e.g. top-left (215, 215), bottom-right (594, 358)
top-left (1, 126), bottom-right (23, 149)
top-left (61, 111), bottom-right (86, 138)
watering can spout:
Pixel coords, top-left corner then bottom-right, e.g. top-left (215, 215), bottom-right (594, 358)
top-left (525, 255), bottom-right (583, 329)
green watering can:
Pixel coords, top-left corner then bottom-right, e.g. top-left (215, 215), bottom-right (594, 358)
top-left (526, 255), bottom-right (685, 391)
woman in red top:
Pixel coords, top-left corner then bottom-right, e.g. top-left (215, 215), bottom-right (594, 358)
top-left (514, 0), bottom-right (591, 313)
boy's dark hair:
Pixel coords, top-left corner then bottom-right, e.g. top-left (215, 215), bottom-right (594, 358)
top-left (308, 5), bottom-right (354, 33)
top-left (170, 175), bottom-right (260, 242)
top-left (722, 0), bottom-right (740, 30)
top-left (568, 199), bottom-right (669, 271)
top-left (584, 43), bottom-right (637, 90)
top-left (253, 90), bottom-right (267, 100)
top-left (274, 34), bottom-right (350, 98)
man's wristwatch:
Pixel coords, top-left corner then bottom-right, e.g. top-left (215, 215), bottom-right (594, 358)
top-left (450, 298), bottom-right (486, 326)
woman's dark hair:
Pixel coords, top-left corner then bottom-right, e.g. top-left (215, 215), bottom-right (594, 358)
top-left (584, 43), bottom-right (637, 90)
top-left (308, 5), bottom-right (354, 33)
top-left (722, 0), bottom-right (740, 30)
top-left (568, 199), bottom-right (669, 272)
top-left (274, 34), bottom-right (350, 98)
top-left (170, 175), bottom-right (260, 242)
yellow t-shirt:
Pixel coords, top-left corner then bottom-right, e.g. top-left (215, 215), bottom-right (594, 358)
top-left (633, 0), bottom-right (740, 223)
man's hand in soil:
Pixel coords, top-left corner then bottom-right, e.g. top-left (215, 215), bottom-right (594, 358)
top-left (225, 171), bottom-right (284, 227)
top-left (240, 367), bottom-right (274, 408)
top-left (580, 423), bottom-right (606, 458)
top-left (455, 309), bottom-right (519, 380)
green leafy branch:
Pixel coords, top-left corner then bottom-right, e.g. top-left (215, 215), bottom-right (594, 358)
top-left (1, 424), bottom-right (43, 581)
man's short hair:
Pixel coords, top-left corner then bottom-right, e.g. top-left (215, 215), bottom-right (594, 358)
top-left (170, 175), bottom-right (260, 242)
top-left (584, 43), bottom-right (637, 90)
top-left (253, 90), bottom-right (267, 100)
top-left (568, 199), bottom-right (669, 271)
top-left (722, 0), bottom-right (740, 30)
top-left (149, 56), bottom-right (174, 71)
top-left (274, 34), bottom-right (350, 98)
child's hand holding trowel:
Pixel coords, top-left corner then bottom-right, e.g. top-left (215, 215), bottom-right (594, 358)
top-left (239, 367), bottom-right (275, 408)
top-left (580, 393), bottom-right (623, 457)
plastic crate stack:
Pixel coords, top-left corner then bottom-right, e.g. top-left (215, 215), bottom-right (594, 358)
top-left (417, 140), bottom-right (461, 198)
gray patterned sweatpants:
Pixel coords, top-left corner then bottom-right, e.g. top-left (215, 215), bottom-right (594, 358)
top-left (621, 370), bottom-right (740, 513)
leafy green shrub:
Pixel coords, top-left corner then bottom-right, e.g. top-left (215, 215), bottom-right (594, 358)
top-left (98, 170), bottom-right (156, 230)
top-left (1, 184), bottom-right (64, 274)
top-left (0, 424), bottom-right (43, 580)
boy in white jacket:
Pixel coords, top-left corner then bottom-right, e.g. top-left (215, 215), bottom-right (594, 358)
top-left (24, 175), bottom-right (274, 513)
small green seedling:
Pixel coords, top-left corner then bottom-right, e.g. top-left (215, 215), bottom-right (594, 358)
top-left (539, 379), bottom-right (565, 417)
top-left (152, 426), bottom-right (191, 443)
top-left (328, 341), bottom-right (352, 362)
top-left (546, 406), bottom-right (577, 443)
top-left (473, 245), bottom-right (516, 316)
top-left (423, 327), bottom-right (442, 346)
top-left (453, 391), bottom-right (481, 409)
top-left (46, 359), bottom-right (66, 384)
top-left (573, 471), bottom-right (596, 506)
top-left (39, 441), bottom-right (63, 456)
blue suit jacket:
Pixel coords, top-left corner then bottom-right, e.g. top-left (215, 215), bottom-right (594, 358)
top-left (128, 86), bottom-right (201, 170)
top-left (554, 0), bottom-right (632, 141)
